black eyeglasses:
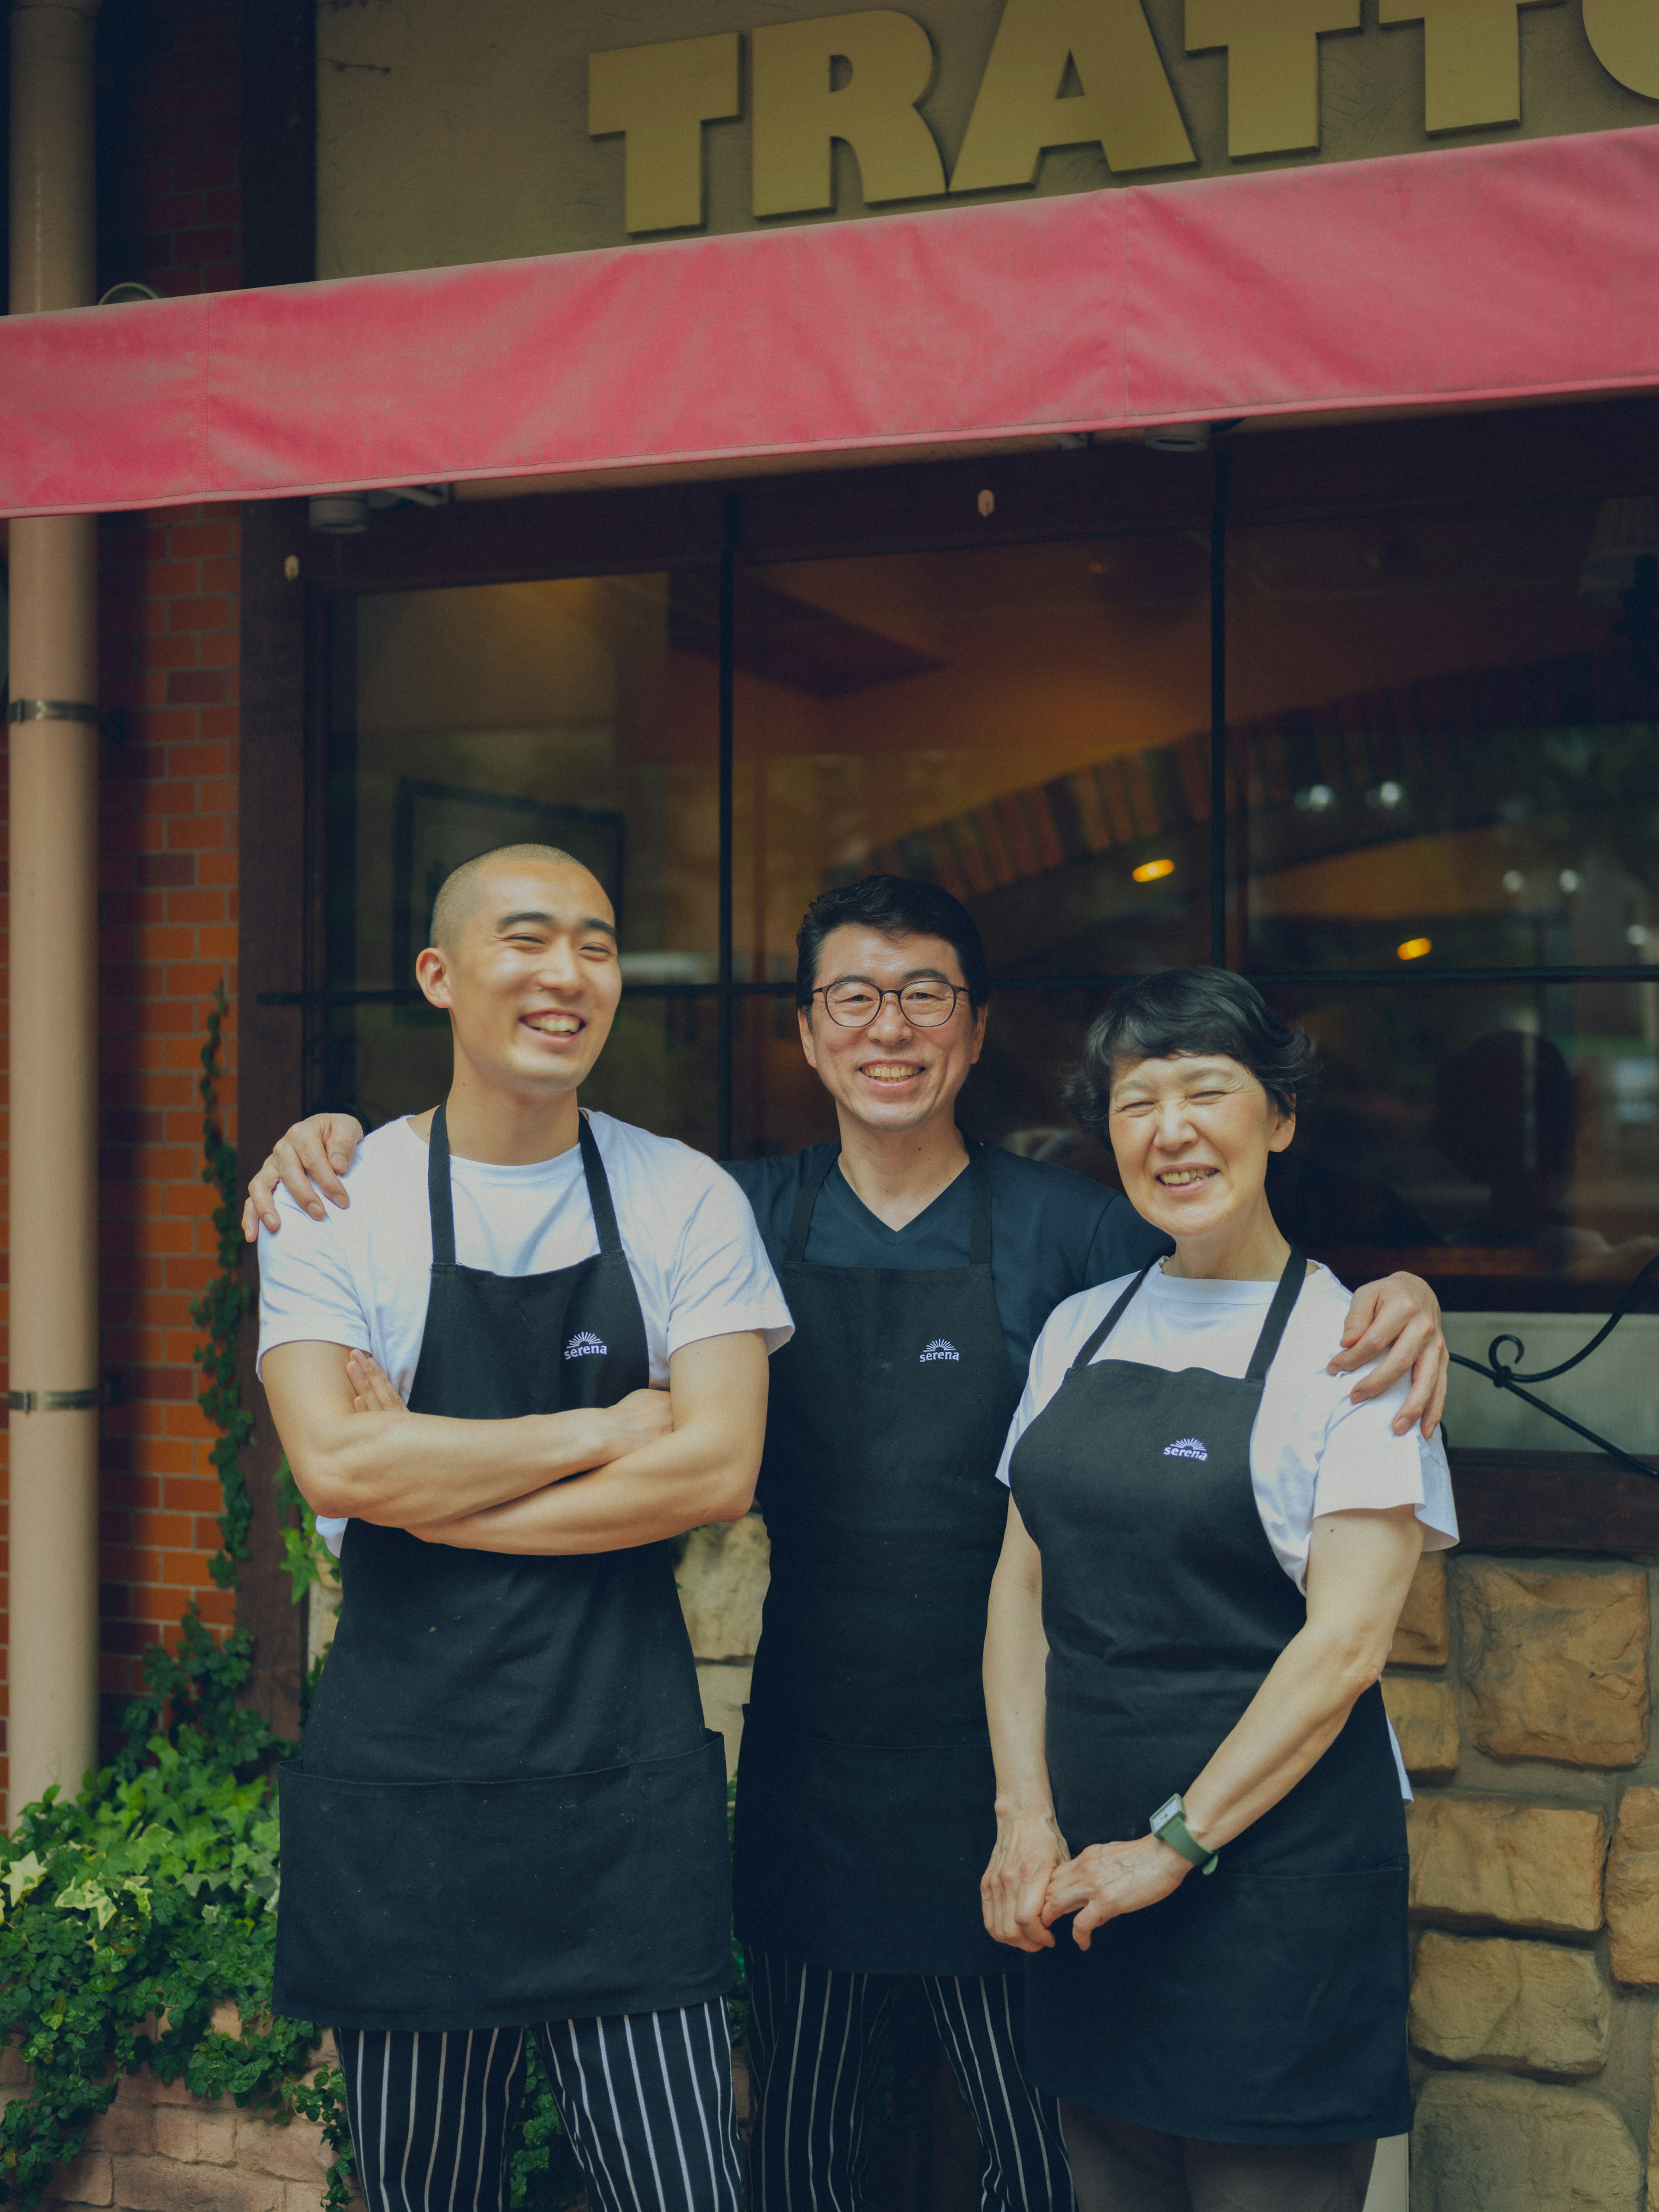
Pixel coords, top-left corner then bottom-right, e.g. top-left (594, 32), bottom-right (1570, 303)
top-left (813, 981), bottom-right (968, 1029)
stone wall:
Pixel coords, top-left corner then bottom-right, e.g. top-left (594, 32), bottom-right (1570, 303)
top-left (1384, 1548), bottom-right (1659, 2209)
top-left (0, 2029), bottom-right (343, 2212)
top-left (681, 1511), bottom-right (1659, 2204)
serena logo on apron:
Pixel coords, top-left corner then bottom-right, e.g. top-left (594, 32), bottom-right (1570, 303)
top-left (1163, 1437), bottom-right (1209, 1459)
top-left (564, 1330), bottom-right (609, 1359)
top-left (919, 1338), bottom-right (960, 1363)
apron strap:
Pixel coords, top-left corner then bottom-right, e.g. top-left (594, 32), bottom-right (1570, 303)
top-left (1069, 1264), bottom-right (1156, 1373)
top-left (577, 1112), bottom-right (626, 1259)
top-left (427, 1101), bottom-right (457, 1268)
top-left (966, 1143), bottom-right (992, 1269)
top-left (1245, 1246), bottom-right (1309, 1383)
top-left (785, 1138), bottom-right (992, 1265)
top-left (785, 1144), bottom-right (842, 1264)
top-left (427, 1104), bottom-right (624, 1267)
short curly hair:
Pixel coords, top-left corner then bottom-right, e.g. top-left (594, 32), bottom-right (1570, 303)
top-left (1065, 968), bottom-right (1317, 1138)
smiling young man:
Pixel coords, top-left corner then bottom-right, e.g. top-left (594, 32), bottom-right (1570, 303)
top-left (247, 874), bottom-right (1447, 2212)
top-left (255, 843), bottom-right (790, 2212)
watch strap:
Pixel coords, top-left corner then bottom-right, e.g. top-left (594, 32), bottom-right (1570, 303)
top-left (1150, 1793), bottom-right (1219, 1875)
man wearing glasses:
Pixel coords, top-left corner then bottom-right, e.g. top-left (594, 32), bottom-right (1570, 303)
top-left (247, 873), bottom-right (1447, 2212)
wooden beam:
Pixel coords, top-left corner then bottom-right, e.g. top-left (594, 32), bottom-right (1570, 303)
top-left (1450, 1448), bottom-right (1659, 1556)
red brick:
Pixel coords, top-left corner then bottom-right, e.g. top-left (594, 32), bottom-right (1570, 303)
top-left (164, 669), bottom-right (228, 706)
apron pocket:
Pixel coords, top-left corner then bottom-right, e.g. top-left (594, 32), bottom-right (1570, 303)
top-left (1027, 1860), bottom-right (1413, 2144)
top-left (275, 1732), bottom-right (731, 2032)
top-left (734, 1715), bottom-right (1004, 1977)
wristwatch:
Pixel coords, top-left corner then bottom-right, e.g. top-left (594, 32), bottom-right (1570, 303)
top-left (1149, 1793), bottom-right (1219, 1875)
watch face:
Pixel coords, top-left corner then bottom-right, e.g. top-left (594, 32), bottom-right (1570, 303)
top-left (1151, 1795), bottom-right (1182, 1832)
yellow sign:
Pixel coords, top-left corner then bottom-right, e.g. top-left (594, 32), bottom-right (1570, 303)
top-left (590, 0), bottom-right (1649, 232)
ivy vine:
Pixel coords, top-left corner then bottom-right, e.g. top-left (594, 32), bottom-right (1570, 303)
top-left (191, 984), bottom-right (255, 1588)
top-left (0, 984), bottom-right (356, 2207)
top-left (0, 987), bottom-right (587, 2209)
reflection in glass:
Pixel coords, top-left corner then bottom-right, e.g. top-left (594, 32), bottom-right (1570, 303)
top-left (729, 534), bottom-right (1214, 1150)
top-left (1230, 504), bottom-right (1659, 973)
top-left (1258, 980), bottom-right (1659, 1302)
top-left (323, 573), bottom-right (719, 1143)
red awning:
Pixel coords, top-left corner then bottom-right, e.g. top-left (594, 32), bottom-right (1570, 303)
top-left (5, 121), bottom-right (1659, 516)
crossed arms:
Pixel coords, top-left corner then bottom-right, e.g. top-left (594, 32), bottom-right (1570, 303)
top-left (261, 1330), bottom-right (769, 1553)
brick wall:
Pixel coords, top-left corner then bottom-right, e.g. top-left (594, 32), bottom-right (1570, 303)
top-left (95, 505), bottom-right (242, 1737)
top-left (0, 0), bottom-right (247, 1816)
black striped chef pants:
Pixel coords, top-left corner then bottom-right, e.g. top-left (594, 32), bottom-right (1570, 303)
top-left (746, 1954), bottom-right (1075, 2212)
top-left (335, 2001), bottom-right (743, 2212)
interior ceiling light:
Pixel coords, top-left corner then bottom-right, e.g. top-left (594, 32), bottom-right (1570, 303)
top-left (1396, 938), bottom-right (1432, 961)
top-left (1367, 781), bottom-right (1405, 811)
top-left (1133, 858), bottom-right (1176, 883)
top-left (1503, 871), bottom-right (1525, 893)
top-left (1560, 869), bottom-right (1582, 893)
top-left (1294, 784), bottom-right (1336, 812)
top-left (1629, 924), bottom-right (1649, 947)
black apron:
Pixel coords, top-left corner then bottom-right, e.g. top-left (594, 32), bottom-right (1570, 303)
top-left (275, 1106), bottom-right (731, 2033)
top-left (1007, 1251), bottom-right (1412, 2146)
top-left (734, 1143), bottom-right (1023, 1976)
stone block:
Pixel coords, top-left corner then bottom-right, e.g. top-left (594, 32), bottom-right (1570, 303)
top-left (1604, 1783), bottom-right (1659, 1984)
top-left (1393, 1553), bottom-right (1450, 1667)
top-left (280, 2188), bottom-right (327, 2212)
top-left (1407, 1796), bottom-right (1606, 1935)
top-left (118, 2067), bottom-right (225, 2108)
top-left (111, 2154), bottom-right (280, 2212)
top-left (1410, 2072), bottom-right (1641, 2211)
top-left (0, 2041), bottom-right (31, 2086)
top-left (678, 1515), bottom-right (769, 1660)
top-left (237, 2116), bottom-right (333, 2182)
top-left (80, 2101), bottom-right (153, 2155)
top-left (1408, 1931), bottom-right (1608, 2076)
top-left (1457, 1564), bottom-right (1648, 1766)
top-left (43, 2153), bottom-right (111, 2206)
top-left (1649, 2012), bottom-right (1659, 2207)
top-left (1382, 1677), bottom-right (1459, 1777)
top-left (153, 2103), bottom-right (238, 2164)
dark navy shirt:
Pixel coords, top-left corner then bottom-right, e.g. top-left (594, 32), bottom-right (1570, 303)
top-left (723, 1145), bottom-right (1172, 1379)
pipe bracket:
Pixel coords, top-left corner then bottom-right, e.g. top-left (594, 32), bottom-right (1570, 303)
top-left (6, 700), bottom-right (99, 724)
top-left (8, 1387), bottom-right (102, 1414)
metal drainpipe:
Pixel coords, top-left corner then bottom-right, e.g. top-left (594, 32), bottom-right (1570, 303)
top-left (7, 0), bottom-right (105, 1817)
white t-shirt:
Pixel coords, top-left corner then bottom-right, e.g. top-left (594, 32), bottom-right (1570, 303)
top-left (257, 1109), bottom-right (794, 1553)
top-left (995, 1259), bottom-right (1458, 1585)
top-left (995, 1261), bottom-right (1456, 1805)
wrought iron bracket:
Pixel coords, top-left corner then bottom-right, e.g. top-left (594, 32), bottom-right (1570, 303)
top-left (1448, 1250), bottom-right (1659, 1480)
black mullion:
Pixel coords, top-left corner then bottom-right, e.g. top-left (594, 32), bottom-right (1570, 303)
top-left (717, 494), bottom-right (740, 1161)
top-left (1210, 445), bottom-right (1231, 969)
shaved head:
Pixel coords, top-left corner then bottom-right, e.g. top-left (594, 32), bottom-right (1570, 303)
top-left (429, 843), bottom-right (594, 952)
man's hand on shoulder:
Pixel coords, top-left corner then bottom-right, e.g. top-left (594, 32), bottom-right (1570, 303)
top-left (245, 1112), bottom-right (367, 1240)
top-left (1327, 1272), bottom-right (1448, 1441)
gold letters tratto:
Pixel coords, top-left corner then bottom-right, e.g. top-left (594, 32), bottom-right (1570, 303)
top-left (1378, 0), bottom-right (1561, 132)
top-left (589, 32), bottom-right (742, 232)
top-left (953, 0), bottom-right (1195, 186)
top-left (751, 10), bottom-right (947, 216)
top-left (1185, 0), bottom-right (1360, 157)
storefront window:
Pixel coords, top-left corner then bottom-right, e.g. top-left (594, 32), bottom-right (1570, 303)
top-left (323, 570), bottom-right (720, 1145)
top-left (730, 534), bottom-right (1213, 1157)
top-left (317, 465), bottom-right (1659, 1309)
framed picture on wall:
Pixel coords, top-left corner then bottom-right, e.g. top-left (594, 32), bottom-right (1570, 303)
top-left (392, 779), bottom-right (626, 993)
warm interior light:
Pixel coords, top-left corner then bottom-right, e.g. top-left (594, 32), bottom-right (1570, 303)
top-left (1133, 858), bottom-right (1176, 883)
top-left (1396, 937), bottom-right (1432, 961)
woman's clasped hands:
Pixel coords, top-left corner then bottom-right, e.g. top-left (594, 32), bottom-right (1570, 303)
top-left (981, 1811), bottom-right (1193, 1954)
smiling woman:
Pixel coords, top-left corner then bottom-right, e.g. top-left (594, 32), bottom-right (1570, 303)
top-left (980, 968), bottom-right (1456, 2212)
